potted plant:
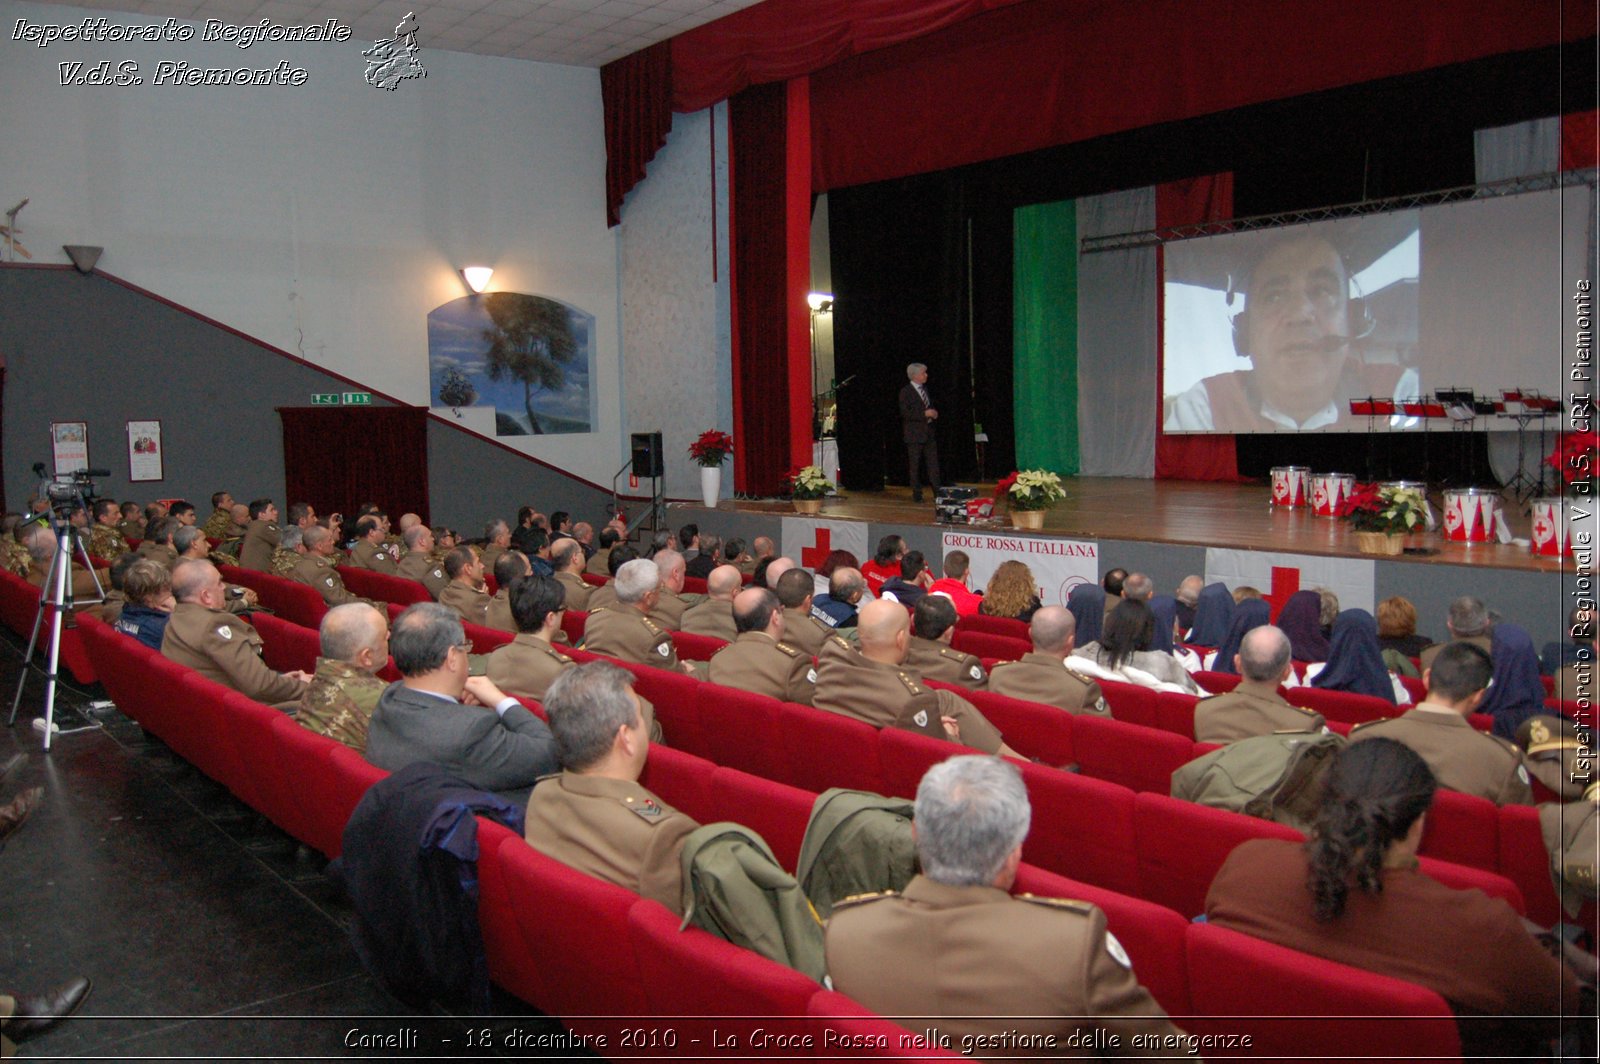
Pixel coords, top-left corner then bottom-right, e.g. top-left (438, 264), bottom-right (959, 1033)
top-left (1002, 469), bottom-right (1065, 530)
top-left (688, 429), bottom-right (734, 507)
top-left (1533, 429), bottom-right (1596, 556)
top-left (1336, 482), bottom-right (1428, 554)
top-left (784, 465), bottom-right (834, 514)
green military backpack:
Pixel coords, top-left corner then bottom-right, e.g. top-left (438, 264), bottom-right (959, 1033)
top-left (679, 822), bottom-right (826, 983)
top-left (795, 788), bottom-right (918, 919)
top-left (1171, 731), bottom-right (1346, 834)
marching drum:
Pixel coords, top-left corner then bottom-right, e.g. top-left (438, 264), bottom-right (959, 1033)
top-left (1270, 466), bottom-right (1311, 508)
top-left (1529, 496), bottom-right (1571, 557)
top-left (1442, 488), bottom-right (1500, 544)
top-left (1311, 473), bottom-right (1354, 518)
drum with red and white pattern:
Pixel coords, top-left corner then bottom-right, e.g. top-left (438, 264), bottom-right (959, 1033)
top-left (1529, 496), bottom-right (1571, 557)
top-left (1270, 466), bottom-right (1311, 508)
top-left (1311, 473), bottom-right (1355, 518)
top-left (1442, 488), bottom-right (1500, 544)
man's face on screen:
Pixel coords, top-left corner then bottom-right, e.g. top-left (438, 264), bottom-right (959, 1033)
top-left (1245, 236), bottom-right (1350, 420)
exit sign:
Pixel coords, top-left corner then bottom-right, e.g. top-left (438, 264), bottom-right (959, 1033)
top-left (342, 392), bottom-right (372, 406)
top-left (311, 393), bottom-right (340, 405)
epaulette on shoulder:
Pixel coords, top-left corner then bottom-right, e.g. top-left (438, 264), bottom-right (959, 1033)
top-left (773, 641), bottom-right (802, 658)
top-left (640, 616), bottom-right (664, 635)
top-left (938, 647), bottom-right (970, 662)
top-left (826, 634), bottom-right (854, 652)
top-left (832, 890), bottom-right (897, 910)
top-left (1015, 894), bottom-right (1094, 915)
top-left (546, 645), bottom-right (574, 663)
top-left (1064, 666), bottom-right (1096, 684)
top-left (1349, 717), bottom-right (1389, 733)
top-left (895, 671), bottom-right (924, 695)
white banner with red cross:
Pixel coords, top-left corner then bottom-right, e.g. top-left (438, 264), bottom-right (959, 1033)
top-left (781, 518), bottom-right (871, 573)
top-left (941, 530), bottom-right (1099, 608)
top-left (1204, 549), bottom-right (1376, 621)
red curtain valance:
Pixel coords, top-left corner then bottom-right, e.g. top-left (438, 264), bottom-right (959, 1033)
top-left (601, 41), bottom-right (673, 227)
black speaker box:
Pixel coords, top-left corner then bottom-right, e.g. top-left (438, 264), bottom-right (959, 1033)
top-left (630, 431), bottom-right (664, 478)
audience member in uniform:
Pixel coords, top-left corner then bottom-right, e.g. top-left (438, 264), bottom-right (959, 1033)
top-left (904, 595), bottom-right (986, 689)
top-left (1418, 595), bottom-right (1492, 672)
top-left (1185, 581), bottom-right (1234, 647)
top-left (294, 603), bottom-right (389, 752)
top-left (582, 559), bottom-right (699, 676)
top-left (763, 555), bottom-right (795, 590)
top-left (723, 537), bottom-right (755, 575)
top-left (161, 559), bottom-right (310, 707)
top-left (94, 551), bottom-right (141, 624)
top-left (707, 587), bottom-right (817, 705)
top-left (293, 525), bottom-right (377, 610)
top-left (586, 526), bottom-right (620, 575)
top-left (364, 602), bottom-right (557, 795)
top-left (647, 549), bottom-right (698, 630)
top-left (438, 545), bottom-right (491, 627)
top-left (1065, 583), bottom-right (1106, 646)
top-left (1071, 599), bottom-right (1201, 693)
top-left (1307, 609), bottom-right (1408, 705)
top-left (1208, 598), bottom-right (1270, 673)
top-left (479, 519), bottom-right (512, 575)
top-left (985, 606), bottom-right (1109, 717)
top-left (879, 550), bottom-right (933, 609)
top-left (347, 516), bottom-right (398, 573)
top-left (111, 559), bottom-right (176, 650)
top-left (1474, 623), bottom-right (1548, 740)
top-left (486, 574), bottom-right (575, 700)
top-left (680, 564), bottom-right (741, 641)
top-left (1553, 612), bottom-right (1595, 704)
top-left (524, 662), bottom-right (699, 915)
top-left (774, 566), bottom-right (830, 656)
top-left (1276, 590), bottom-right (1330, 663)
top-left (926, 550), bottom-right (983, 617)
top-left (1206, 739), bottom-right (1582, 1056)
top-left (237, 498), bottom-right (281, 572)
top-left (1193, 626), bottom-right (1324, 743)
top-left (1347, 642), bottom-right (1529, 804)
top-left (826, 755), bottom-right (1187, 1056)
top-left (549, 539), bottom-right (592, 611)
top-left (860, 534), bottom-right (907, 597)
top-left (485, 551), bottom-right (531, 633)
top-left (979, 560), bottom-right (1041, 623)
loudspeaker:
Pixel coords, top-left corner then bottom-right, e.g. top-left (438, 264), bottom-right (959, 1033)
top-left (630, 432), bottom-right (663, 478)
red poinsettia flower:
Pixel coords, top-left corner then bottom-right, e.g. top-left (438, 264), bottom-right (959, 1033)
top-left (1546, 430), bottom-right (1597, 493)
top-left (996, 471), bottom-right (1020, 498)
top-left (688, 429), bottom-right (734, 467)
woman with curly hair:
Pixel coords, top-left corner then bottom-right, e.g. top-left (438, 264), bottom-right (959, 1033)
top-left (978, 560), bottom-right (1041, 623)
top-left (1206, 739), bottom-right (1587, 1055)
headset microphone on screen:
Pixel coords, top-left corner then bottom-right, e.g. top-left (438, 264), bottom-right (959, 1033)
top-left (1225, 270), bottom-right (1376, 360)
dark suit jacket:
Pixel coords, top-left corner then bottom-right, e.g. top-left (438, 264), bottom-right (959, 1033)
top-left (364, 682), bottom-right (558, 794)
top-left (899, 383), bottom-right (933, 444)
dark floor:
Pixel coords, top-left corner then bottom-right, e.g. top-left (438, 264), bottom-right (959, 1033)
top-left (0, 627), bottom-right (572, 1061)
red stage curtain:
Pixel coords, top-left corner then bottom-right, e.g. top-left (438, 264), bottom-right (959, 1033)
top-left (601, 41), bottom-right (673, 227)
top-left (729, 80), bottom-right (814, 496)
top-left (278, 407), bottom-right (429, 526)
top-left (808, 0), bottom-right (1588, 191)
top-left (1154, 174), bottom-right (1243, 483)
top-left (1562, 109), bottom-right (1599, 171)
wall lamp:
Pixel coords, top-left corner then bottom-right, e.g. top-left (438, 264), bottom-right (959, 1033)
top-left (460, 266), bottom-right (494, 294)
top-left (807, 291), bottom-right (834, 312)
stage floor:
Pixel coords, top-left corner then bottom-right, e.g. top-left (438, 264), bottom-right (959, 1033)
top-left (690, 478), bottom-right (1571, 574)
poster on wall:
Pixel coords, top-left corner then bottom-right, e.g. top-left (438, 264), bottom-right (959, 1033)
top-left (427, 292), bottom-right (596, 437)
top-left (1204, 548), bottom-right (1376, 617)
top-left (126, 420), bottom-right (163, 482)
top-left (941, 530), bottom-right (1098, 608)
top-left (50, 421), bottom-right (88, 475)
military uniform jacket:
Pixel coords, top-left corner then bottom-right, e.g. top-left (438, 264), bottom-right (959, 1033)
top-left (238, 519), bottom-right (281, 572)
top-left (479, 543), bottom-right (507, 575)
top-left (1349, 707), bottom-right (1532, 805)
top-left (525, 771), bottom-right (700, 917)
top-left (554, 571), bottom-right (593, 611)
top-left (439, 582), bottom-right (491, 627)
top-left (905, 636), bottom-right (987, 690)
top-left (1, 538), bottom-right (31, 577)
top-left (26, 559), bottom-right (106, 602)
top-left (1540, 789), bottom-right (1599, 918)
top-left (987, 652), bottom-right (1110, 717)
top-left (89, 524), bottom-right (130, 563)
top-left (136, 541), bottom-right (179, 570)
top-left (295, 656), bottom-right (385, 752)
top-left (270, 547), bottom-right (300, 578)
top-left (680, 598), bottom-right (737, 642)
top-left (648, 588), bottom-right (701, 631)
top-left (161, 601), bottom-right (306, 706)
top-left (292, 554), bottom-right (369, 608)
top-left (825, 876), bottom-right (1186, 1059)
top-left (1418, 633), bottom-right (1492, 673)
top-left (201, 507), bottom-right (233, 540)
top-left (585, 545), bottom-right (613, 576)
top-left (348, 539), bottom-right (400, 574)
top-left (708, 631), bottom-right (817, 705)
top-left (781, 607), bottom-right (842, 657)
top-left (813, 639), bottom-right (1004, 754)
top-left (116, 518), bottom-right (145, 542)
top-left (583, 607), bottom-right (683, 671)
top-left (485, 589), bottom-right (516, 633)
top-left (1193, 679), bottom-right (1325, 743)
top-left (395, 552), bottom-right (450, 599)
top-left (486, 633), bottom-right (572, 700)
top-left (586, 583), bottom-right (619, 613)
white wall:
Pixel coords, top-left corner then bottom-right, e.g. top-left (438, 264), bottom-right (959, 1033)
top-left (616, 104), bottom-right (732, 500)
top-left (0, 0), bottom-right (626, 485)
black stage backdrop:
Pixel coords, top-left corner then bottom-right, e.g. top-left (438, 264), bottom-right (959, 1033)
top-left (828, 41), bottom-right (1589, 490)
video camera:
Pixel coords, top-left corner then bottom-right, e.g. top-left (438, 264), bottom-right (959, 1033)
top-left (33, 461), bottom-right (110, 513)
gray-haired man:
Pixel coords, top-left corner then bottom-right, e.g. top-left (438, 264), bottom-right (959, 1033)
top-left (898, 362), bottom-right (940, 503)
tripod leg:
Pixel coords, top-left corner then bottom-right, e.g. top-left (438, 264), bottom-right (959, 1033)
top-left (7, 549), bottom-right (60, 726)
top-left (39, 541), bottom-right (69, 752)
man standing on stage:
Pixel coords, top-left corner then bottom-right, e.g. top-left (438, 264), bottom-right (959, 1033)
top-left (899, 362), bottom-right (941, 503)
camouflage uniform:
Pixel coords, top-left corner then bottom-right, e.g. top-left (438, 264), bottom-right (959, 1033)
top-left (0, 539), bottom-right (31, 578)
top-left (201, 507), bottom-right (233, 540)
top-left (270, 547), bottom-right (301, 577)
top-left (294, 656), bottom-right (386, 752)
top-left (89, 524), bottom-right (131, 563)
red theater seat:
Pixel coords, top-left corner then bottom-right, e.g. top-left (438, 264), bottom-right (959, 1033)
top-left (780, 702), bottom-right (886, 795)
top-left (1419, 790), bottom-right (1500, 872)
top-left (250, 611), bottom-right (322, 675)
top-left (1133, 792), bottom-right (1302, 918)
top-left (1096, 679), bottom-right (1159, 729)
top-left (474, 822), bottom-right (545, 1008)
top-left (1191, 670), bottom-right (1240, 694)
top-left (960, 689), bottom-right (1075, 767)
top-left (338, 566), bottom-right (433, 606)
top-left (671, 629), bottom-right (728, 662)
top-left (1071, 715), bottom-right (1193, 794)
top-left (1285, 685), bottom-right (1397, 726)
top-left (954, 614), bottom-right (1030, 640)
top-left (1019, 761), bottom-right (1141, 898)
top-left (695, 684), bottom-right (785, 780)
top-left (949, 629), bottom-right (1029, 661)
top-left (219, 565), bottom-right (328, 628)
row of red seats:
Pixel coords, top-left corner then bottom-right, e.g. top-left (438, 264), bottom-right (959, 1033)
top-left (74, 607), bottom-right (1464, 1059)
top-left (0, 569), bottom-right (97, 683)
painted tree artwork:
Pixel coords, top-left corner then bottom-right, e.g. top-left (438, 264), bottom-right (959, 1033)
top-left (427, 293), bottom-right (594, 435)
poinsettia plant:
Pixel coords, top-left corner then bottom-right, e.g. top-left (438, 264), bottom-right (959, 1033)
top-left (783, 465), bottom-right (835, 500)
top-left (1545, 430), bottom-right (1596, 496)
top-left (688, 429), bottom-right (734, 468)
top-left (1336, 482), bottom-right (1427, 535)
top-left (1006, 469), bottom-right (1066, 512)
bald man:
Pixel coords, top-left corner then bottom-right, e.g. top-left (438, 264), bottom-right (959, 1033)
top-left (707, 587), bottom-right (816, 704)
top-left (646, 549), bottom-right (702, 631)
top-left (295, 603), bottom-right (390, 752)
top-left (679, 564), bottom-right (741, 642)
top-left (1193, 624), bottom-right (1323, 743)
top-left (986, 607), bottom-right (1110, 716)
top-left (550, 539), bottom-right (593, 611)
top-left (162, 560), bottom-right (309, 707)
top-left (813, 600), bottom-right (1017, 757)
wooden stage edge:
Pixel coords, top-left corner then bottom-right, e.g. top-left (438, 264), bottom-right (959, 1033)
top-left (674, 477), bottom-right (1580, 575)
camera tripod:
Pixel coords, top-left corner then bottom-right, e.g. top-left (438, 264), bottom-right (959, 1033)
top-left (7, 511), bottom-right (104, 750)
